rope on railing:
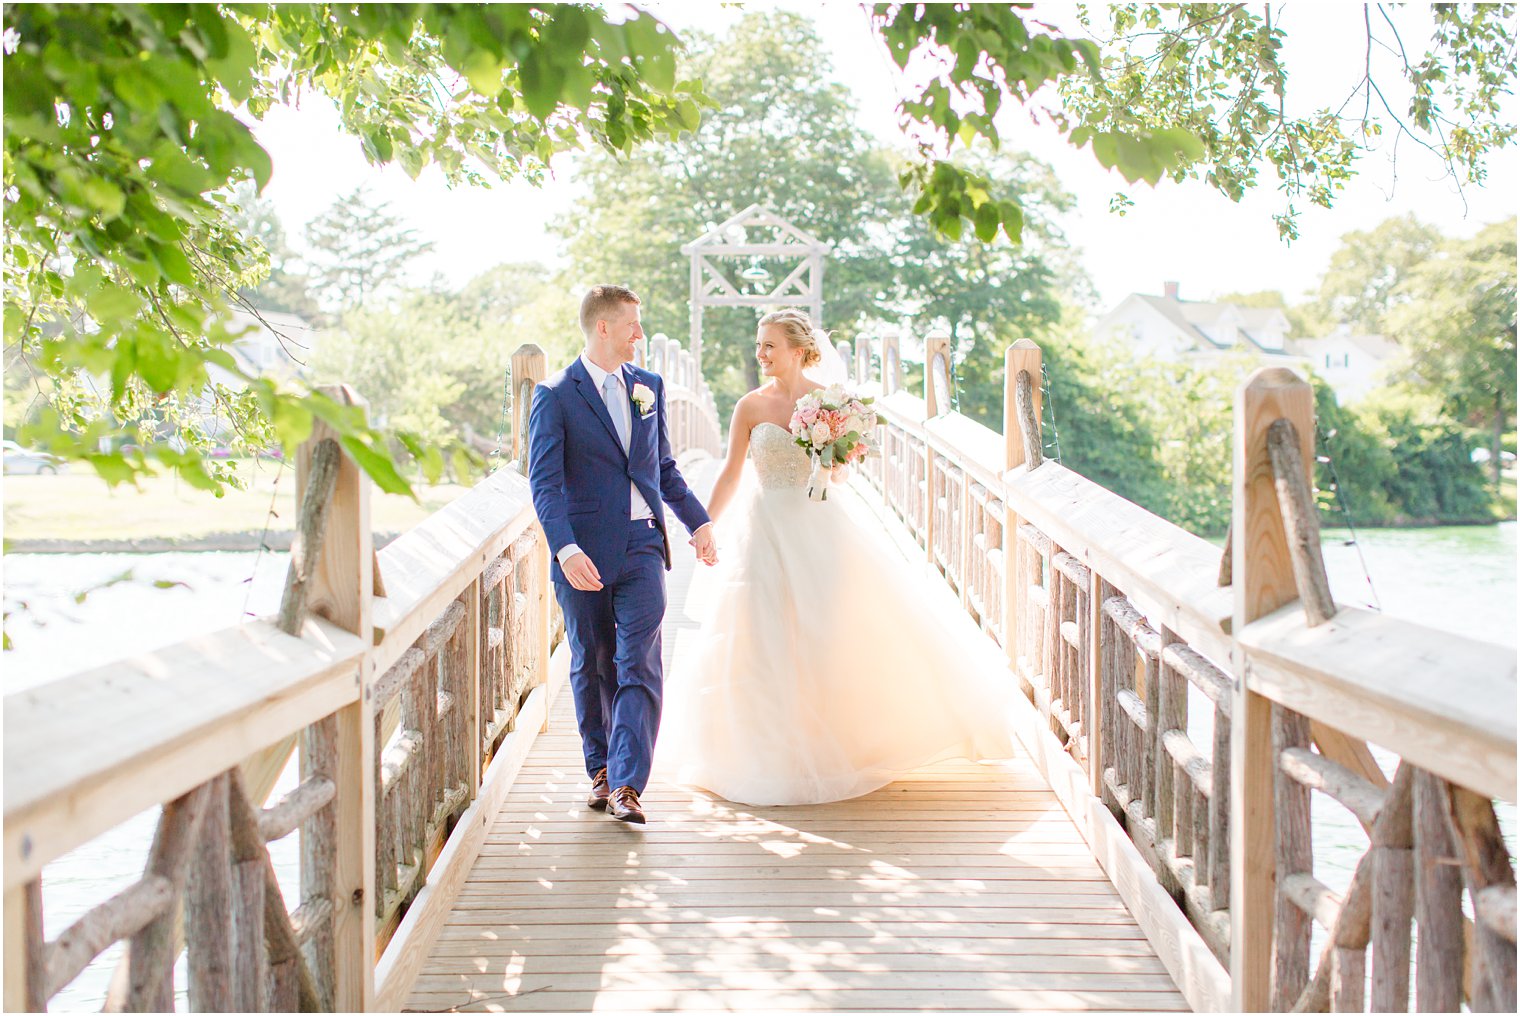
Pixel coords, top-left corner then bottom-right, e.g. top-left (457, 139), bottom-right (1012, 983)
top-left (1265, 418), bottom-right (1335, 626)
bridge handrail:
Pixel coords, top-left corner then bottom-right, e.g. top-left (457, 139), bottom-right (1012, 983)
top-left (1, 343), bottom-right (723, 1012)
top-left (860, 346), bottom-right (1516, 799)
top-left (2, 616), bottom-right (366, 887)
top-left (850, 332), bottom-right (1515, 1013)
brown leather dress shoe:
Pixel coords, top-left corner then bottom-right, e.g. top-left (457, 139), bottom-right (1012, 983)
top-left (586, 768), bottom-right (610, 811)
top-left (608, 785), bottom-right (646, 824)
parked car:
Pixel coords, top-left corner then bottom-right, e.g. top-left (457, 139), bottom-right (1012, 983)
top-left (2, 440), bottom-right (66, 475)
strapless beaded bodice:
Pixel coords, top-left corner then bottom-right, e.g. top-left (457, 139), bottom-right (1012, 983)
top-left (749, 423), bottom-right (811, 490)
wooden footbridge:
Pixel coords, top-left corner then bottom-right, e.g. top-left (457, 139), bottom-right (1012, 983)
top-left (5, 334), bottom-right (1516, 1012)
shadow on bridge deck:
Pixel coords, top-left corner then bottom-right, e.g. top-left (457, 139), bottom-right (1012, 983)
top-left (403, 460), bottom-right (1189, 1013)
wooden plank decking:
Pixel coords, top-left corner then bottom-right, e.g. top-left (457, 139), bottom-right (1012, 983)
top-left (403, 463), bottom-right (1189, 1012)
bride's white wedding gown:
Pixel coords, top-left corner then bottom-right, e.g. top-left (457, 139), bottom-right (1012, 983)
top-left (660, 422), bottom-right (1017, 805)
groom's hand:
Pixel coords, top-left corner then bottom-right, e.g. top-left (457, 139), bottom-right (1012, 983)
top-left (562, 552), bottom-right (604, 591)
top-left (691, 524), bottom-right (718, 566)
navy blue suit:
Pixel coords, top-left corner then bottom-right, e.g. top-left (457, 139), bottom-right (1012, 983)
top-left (527, 356), bottom-right (710, 794)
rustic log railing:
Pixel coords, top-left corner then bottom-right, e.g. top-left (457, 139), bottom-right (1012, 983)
top-left (2, 343), bottom-right (723, 1012)
top-left (851, 338), bottom-right (1516, 1013)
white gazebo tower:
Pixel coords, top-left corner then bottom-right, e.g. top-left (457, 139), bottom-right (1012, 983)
top-left (679, 204), bottom-right (831, 376)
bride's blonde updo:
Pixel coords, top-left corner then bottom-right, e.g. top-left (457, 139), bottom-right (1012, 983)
top-left (757, 308), bottom-right (827, 369)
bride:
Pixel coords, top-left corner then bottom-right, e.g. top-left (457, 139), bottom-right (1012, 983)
top-left (660, 308), bottom-right (1016, 806)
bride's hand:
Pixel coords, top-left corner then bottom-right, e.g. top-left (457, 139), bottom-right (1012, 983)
top-left (690, 524), bottom-right (718, 566)
top-left (830, 463), bottom-right (851, 482)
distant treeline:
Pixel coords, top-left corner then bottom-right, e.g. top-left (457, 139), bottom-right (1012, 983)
top-left (983, 332), bottom-right (1502, 537)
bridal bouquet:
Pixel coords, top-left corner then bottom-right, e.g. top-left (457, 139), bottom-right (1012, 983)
top-left (789, 384), bottom-right (878, 501)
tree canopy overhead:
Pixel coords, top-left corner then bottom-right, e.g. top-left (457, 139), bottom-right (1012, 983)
top-left (874, 3), bottom-right (1517, 243)
top-left (3, 2), bottom-right (703, 493)
top-left (4, 2), bottom-right (1515, 497)
top-left (559, 11), bottom-right (1085, 424)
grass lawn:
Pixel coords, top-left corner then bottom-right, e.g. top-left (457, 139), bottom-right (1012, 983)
top-left (3, 459), bottom-right (473, 542)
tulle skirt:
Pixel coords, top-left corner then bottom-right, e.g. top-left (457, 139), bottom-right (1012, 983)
top-left (659, 477), bottom-right (1017, 805)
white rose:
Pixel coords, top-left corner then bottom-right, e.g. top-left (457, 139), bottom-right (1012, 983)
top-left (631, 382), bottom-right (655, 414)
top-left (810, 421), bottom-right (832, 446)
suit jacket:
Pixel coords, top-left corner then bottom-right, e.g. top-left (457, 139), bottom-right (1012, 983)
top-left (527, 356), bottom-right (710, 581)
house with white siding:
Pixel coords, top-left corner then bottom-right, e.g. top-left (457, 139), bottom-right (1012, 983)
top-left (1095, 282), bottom-right (1401, 403)
top-left (1095, 281), bottom-right (1305, 368)
top-left (1290, 327), bottom-right (1400, 404)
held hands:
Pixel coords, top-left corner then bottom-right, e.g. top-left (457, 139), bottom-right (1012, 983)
top-left (562, 552), bottom-right (604, 591)
top-left (690, 524), bottom-right (718, 567)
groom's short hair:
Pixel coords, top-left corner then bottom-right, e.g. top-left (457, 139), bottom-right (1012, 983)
top-left (580, 284), bottom-right (641, 335)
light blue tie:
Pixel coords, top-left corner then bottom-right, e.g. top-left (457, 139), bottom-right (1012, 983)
top-left (603, 373), bottom-right (630, 452)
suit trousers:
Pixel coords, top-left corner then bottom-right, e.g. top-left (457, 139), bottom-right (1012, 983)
top-left (553, 518), bottom-right (668, 794)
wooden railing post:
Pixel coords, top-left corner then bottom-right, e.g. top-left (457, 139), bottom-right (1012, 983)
top-left (1003, 339), bottom-right (1044, 714)
top-left (1230, 367), bottom-right (1315, 1012)
top-left (881, 329), bottom-right (902, 394)
top-left (297, 383), bottom-right (377, 1012)
top-left (924, 332), bottom-right (952, 418)
top-left (511, 344), bottom-right (547, 473)
top-left (650, 334), bottom-right (669, 377)
top-left (186, 772), bottom-right (234, 1011)
top-left (4, 881), bottom-right (44, 1012)
top-left (923, 333), bottom-right (952, 568)
top-left (668, 340), bottom-right (686, 449)
top-left (1413, 770), bottom-right (1465, 1010)
top-left (854, 335), bottom-right (871, 387)
top-left (507, 349), bottom-right (556, 730)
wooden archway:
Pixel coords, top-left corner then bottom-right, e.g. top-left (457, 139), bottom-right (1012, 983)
top-left (679, 204), bottom-right (830, 376)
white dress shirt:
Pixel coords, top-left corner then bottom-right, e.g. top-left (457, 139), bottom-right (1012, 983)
top-left (557, 354), bottom-right (659, 568)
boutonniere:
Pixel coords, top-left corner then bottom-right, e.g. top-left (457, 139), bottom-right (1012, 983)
top-left (631, 382), bottom-right (656, 418)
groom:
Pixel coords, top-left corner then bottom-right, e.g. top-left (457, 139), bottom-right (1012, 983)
top-left (527, 285), bottom-right (716, 824)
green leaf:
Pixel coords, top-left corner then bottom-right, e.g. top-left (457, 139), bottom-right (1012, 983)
top-left (973, 200), bottom-right (1000, 242)
top-left (461, 49), bottom-right (503, 95)
top-left (398, 146), bottom-right (426, 179)
top-left (202, 348), bottom-right (240, 373)
top-left (419, 442), bottom-right (446, 486)
top-left (360, 129), bottom-right (386, 164)
top-left (151, 242), bottom-right (197, 288)
top-left (673, 98), bottom-right (702, 131)
top-left (450, 446), bottom-right (478, 484)
top-left (82, 178), bottom-right (127, 220)
top-left (85, 453), bottom-right (138, 487)
top-left (88, 284), bottom-right (141, 324)
top-left (340, 435), bottom-right (415, 497)
top-left (134, 328), bottom-right (182, 392)
top-left (518, 49), bottom-right (565, 120)
top-left (1155, 127), bottom-right (1206, 162)
top-left (1092, 131), bottom-right (1121, 169)
top-left (999, 200), bottom-right (1025, 242)
top-left (270, 397), bottom-right (314, 452)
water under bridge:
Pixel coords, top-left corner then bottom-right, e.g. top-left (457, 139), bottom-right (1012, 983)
top-left (5, 334), bottom-right (1515, 1012)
